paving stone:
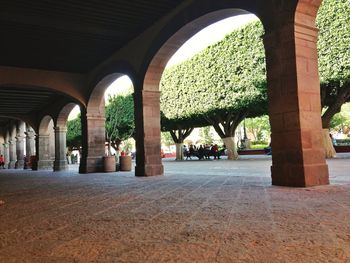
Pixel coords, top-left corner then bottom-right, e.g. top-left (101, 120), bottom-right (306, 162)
top-left (0, 156), bottom-right (349, 262)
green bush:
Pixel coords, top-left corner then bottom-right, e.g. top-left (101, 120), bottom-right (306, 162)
top-left (335, 139), bottom-right (350, 145)
top-left (250, 144), bottom-right (268, 149)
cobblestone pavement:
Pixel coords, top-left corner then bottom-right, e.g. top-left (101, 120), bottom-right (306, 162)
top-left (0, 156), bottom-right (349, 263)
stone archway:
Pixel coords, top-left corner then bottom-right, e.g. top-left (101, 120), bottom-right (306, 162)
top-left (135, 9), bottom-right (260, 177)
top-left (136, 1), bottom-right (329, 186)
top-left (37, 115), bottom-right (54, 170)
top-left (54, 103), bottom-right (78, 171)
top-left (79, 73), bottom-right (128, 173)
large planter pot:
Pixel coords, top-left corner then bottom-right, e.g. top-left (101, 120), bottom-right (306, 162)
top-left (119, 156), bottom-right (132, 171)
top-left (103, 156), bottom-right (116, 172)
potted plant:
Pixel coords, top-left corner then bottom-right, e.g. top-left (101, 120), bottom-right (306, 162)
top-left (105, 93), bottom-right (135, 172)
top-left (119, 140), bottom-right (133, 171)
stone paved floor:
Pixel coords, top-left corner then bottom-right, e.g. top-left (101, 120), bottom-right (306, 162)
top-left (0, 155), bottom-right (350, 262)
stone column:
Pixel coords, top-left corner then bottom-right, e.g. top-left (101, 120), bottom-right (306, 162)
top-left (49, 121), bottom-right (55, 162)
top-left (134, 90), bottom-right (163, 176)
top-left (15, 135), bottom-right (24, 169)
top-left (3, 143), bottom-right (9, 168)
top-left (0, 137), bottom-right (4, 156)
top-left (79, 109), bottom-right (105, 173)
top-left (15, 121), bottom-right (25, 169)
top-left (25, 127), bottom-right (36, 157)
top-left (25, 127), bottom-right (36, 169)
top-left (8, 137), bottom-right (17, 169)
top-left (37, 134), bottom-right (52, 170)
top-left (263, 22), bottom-right (329, 187)
top-left (8, 124), bottom-right (17, 169)
top-left (53, 126), bottom-right (68, 171)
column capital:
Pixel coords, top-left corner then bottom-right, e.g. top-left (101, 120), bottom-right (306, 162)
top-left (86, 114), bottom-right (106, 121)
top-left (25, 130), bottom-right (35, 136)
top-left (15, 135), bottom-right (24, 141)
top-left (38, 134), bottom-right (50, 139)
top-left (54, 126), bottom-right (67, 133)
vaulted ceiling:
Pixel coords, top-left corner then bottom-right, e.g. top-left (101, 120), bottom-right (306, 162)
top-left (0, 0), bottom-right (186, 73)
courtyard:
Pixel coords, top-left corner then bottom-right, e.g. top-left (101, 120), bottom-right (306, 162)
top-left (0, 155), bottom-right (349, 262)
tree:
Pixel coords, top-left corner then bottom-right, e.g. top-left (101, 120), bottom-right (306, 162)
top-left (105, 93), bottom-right (135, 154)
top-left (161, 21), bottom-right (267, 159)
top-left (66, 114), bottom-right (81, 150)
top-left (161, 131), bottom-right (174, 147)
top-left (330, 103), bottom-right (350, 135)
top-left (198, 126), bottom-right (214, 145)
top-left (317, 0), bottom-right (350, 157)
top-left (245, 115), bottom-right (270, 142)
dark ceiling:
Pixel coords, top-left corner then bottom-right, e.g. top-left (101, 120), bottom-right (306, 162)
top-left (0, 0), bottom-right (185, 73)
top-left (0, 87), bottom-right (62, 116)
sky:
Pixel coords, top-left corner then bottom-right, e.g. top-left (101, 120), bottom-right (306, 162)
top-left (68, 14), bottom-right (258, 120)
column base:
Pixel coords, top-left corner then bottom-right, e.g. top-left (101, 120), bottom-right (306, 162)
top-left (37, 160), bottom-right (53, 170)
top-left (135, 164), bottom-right (164, 177)
top-left (79, 156), bottom-right (103, 173)
top-left (271, 163), bottom-right (329, 187)
top-left (15, 160), bottom-right (24, 169)
top-left (53, 160), bottom-right (69, 171)
top-left (8, 161), bottom-right (16, 169)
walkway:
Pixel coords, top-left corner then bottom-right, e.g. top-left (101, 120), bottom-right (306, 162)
top-left (0, 156), bottom-right (349, 262)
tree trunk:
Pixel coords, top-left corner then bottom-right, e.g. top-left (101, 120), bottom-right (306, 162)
top-left (322, 129), bottom-right (336, 159)
top-left (175, 143), bottom-right (184, 161)
top-left (107, 138), bottom-right (112, 156)
top-left (223, 137), bottom-right (238, 160)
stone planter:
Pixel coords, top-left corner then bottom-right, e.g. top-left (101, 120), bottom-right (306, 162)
top-left (119, 156), bottom-right (132, 171)
top-left (103, 156), bottom-right (116, 172)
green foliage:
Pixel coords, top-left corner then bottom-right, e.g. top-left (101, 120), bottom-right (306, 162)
top-left (160, 21), bottom-right (267, 129)
top-left (330, 103), bottom-right (350, 132)
top-left (317, 0), bottom-right (350, 89)
top-left (198, 126), bottom-right (214, 145)
top-left (105, 93), bottom-right (135, 148)
top-left (245, 115), bottom-right (270, 142)
top-left (66, 114), bottom-right (81, 149)
top-left (161, 131), bottom-right (174, 146)
top-left (160, 0), bottom-right (350, 132)
top-left (250, 144), bottom-right (268, 149)
top-left (318, 0), bottom-right (350, 127)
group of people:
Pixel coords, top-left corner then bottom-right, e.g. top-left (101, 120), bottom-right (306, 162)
top-left (183, 144), bottom-right (225, 160)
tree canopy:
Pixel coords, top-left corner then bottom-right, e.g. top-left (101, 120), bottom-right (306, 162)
top-left (317, 0), bottom-right (350, 128)
top-left (160, 21), bottom-right (267, 131)
top-left (105, 93), bottom-right (135, 150)
top-left (66, 114), bottom-right (81, 150)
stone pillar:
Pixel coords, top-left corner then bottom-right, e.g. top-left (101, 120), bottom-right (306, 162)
top-left (37, 134), bottom-right (52, 170)
top-left (53, 126), bottom-right (68, 171)
top-left (134, 90), bottom-right (163, 176)
top-left (15, 121), bottom-right (25, 169)
top-left (263, 22), bottom-right (329, 187)
top-left (3, 143), bottom-right (9, 168)
top-left (0, 142), bottom-right (3, 156)
top-left (25, 127), bottom-right (36, 157)
top-left (79, 109), bottom-right (105, 173)
top-left (8, 137), bottom-right (17, 169)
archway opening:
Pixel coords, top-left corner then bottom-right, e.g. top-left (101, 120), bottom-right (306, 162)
top-left (146, 12), bottom-right (271, 177)
top-left (37, 115), bottom-right (55, 170)
top-left (81, 74), bottom-right (135, 173)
